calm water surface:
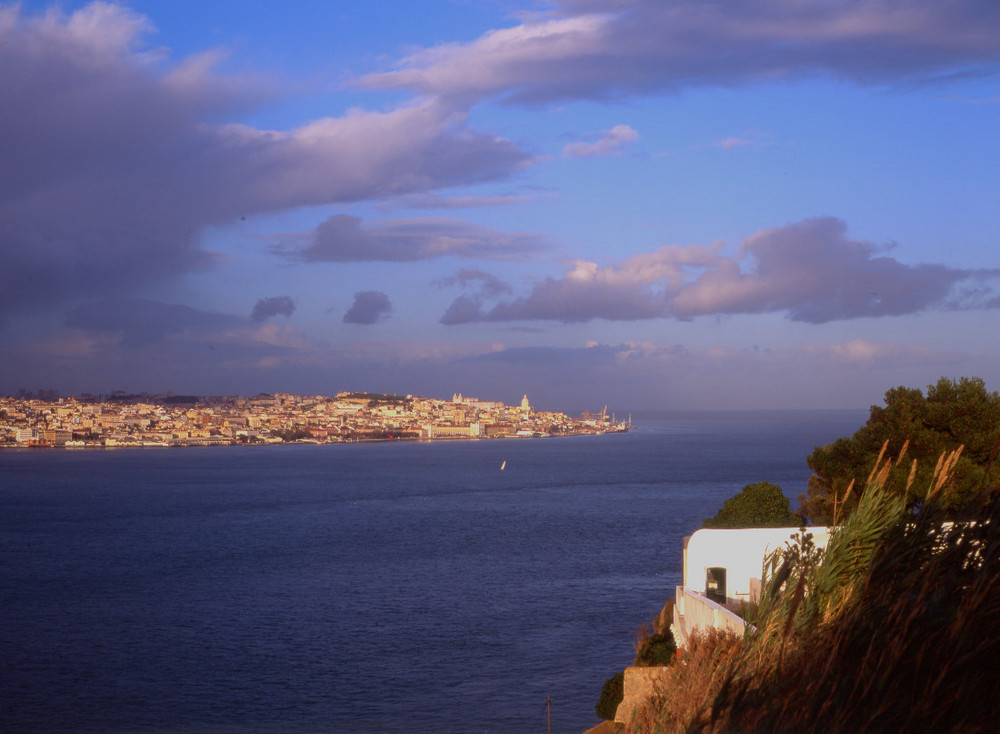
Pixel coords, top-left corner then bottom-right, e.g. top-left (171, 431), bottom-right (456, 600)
top-left (0, 411), bottom-right (864, 733)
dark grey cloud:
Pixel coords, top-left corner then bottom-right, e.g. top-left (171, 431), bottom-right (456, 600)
top-left (436, 269), bottom-right (512, 297)
top-left (0, 4), bottom-right (531, 318)
top-left (480, 275), bottom-right (665, 323)
top-left (440, 217), bottom-right (1000, 324)
top-left (343, 291), bottom-right (393, 325)
top-left (251, 296), bottom-right (296, 323)
top-left (436, 269), bottom-right (514, 325)
top-left (12, 296), bottom-right (317, 395)
top-left (66, 298), bottom-right (242, 346)
top-left (440, 296), bottom-right (483, 326)
top-left (670, 218), bottom-right (995, 322)
top-left (285, 214), bottom-right (549, 263)
top-left (361, 0), bottom-right (1000, 105)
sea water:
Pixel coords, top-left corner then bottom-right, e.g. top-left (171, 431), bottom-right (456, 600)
top-left (0, 410), bottom-right (864, 733)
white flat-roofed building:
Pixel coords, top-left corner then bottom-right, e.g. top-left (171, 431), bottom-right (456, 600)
top-left (673, 526), bottom-right (831, 648)
top-left (683, 527), bottom-right (833, 604)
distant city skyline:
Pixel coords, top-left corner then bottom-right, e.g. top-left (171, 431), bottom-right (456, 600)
top-left (2, 1), bottom-right (999, 412)
top-left (2, 390), bottom-right (623, 448)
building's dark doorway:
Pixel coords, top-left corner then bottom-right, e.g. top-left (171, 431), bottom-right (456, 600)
top-left (706, 567), bottom-right (727, 604)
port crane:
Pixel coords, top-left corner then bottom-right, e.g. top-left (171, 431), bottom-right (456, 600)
top-left (580, 405), bottom-right (609, 422)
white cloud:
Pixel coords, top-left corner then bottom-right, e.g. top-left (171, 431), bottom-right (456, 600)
top-left (711, 133), bottom-right (770, 151)
top-left (562, 124), bottom-right (639, 158)
top-left (360, 0), bottom-right (1000, 105)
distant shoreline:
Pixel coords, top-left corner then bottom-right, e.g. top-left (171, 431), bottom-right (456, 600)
top-left (1, 426), bottom-right (630, 450)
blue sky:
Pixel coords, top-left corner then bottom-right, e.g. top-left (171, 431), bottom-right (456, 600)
top-left (2, 0), bottom-right (999, 412)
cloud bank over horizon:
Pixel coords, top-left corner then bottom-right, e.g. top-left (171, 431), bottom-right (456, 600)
top-left (0, 322), bottom-right (963, 411)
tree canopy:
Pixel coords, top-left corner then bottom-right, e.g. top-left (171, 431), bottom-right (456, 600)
top-left (798, 376), bottom-right (1000, 524)
top-left (702, 481), bottom-right (802, 529)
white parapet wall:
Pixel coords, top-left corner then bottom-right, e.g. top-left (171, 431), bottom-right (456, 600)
top-left (672, 585), bottom-right (748, 649)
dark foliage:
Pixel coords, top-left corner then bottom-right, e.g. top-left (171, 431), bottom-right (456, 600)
top-left (703, 481), bottom-right (803, 528)
top-left (272, 427), bottom-right (313, 441)
top-left (799, 376), bottom-right (1000, 523)
top-left (596, 670), bottom-right (625, 721)
top-left (634, 627), bottom-right (677, 667)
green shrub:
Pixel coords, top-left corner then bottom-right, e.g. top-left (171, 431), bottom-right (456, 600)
top-left (634, 628), bottom-right (676, 667)
top-left (702, 481), bottom-right (802, 528)
top-left (595, 670), bottom-right (624, 721)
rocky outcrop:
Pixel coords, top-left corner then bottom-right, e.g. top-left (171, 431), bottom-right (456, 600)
top-left (614, 666), bottom-right (670, 728)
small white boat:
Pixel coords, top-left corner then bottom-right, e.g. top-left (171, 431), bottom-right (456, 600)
top-left (500, 460), bottom-right (506, 471)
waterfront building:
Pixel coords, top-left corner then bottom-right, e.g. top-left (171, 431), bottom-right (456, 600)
top-left (673, 527), bottom-right (832, 645)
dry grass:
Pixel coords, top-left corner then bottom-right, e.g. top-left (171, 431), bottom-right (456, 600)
top-left (622, 627), bottom-right (743, 734)
top-left (707, 493), bottom-right (1000, 733)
